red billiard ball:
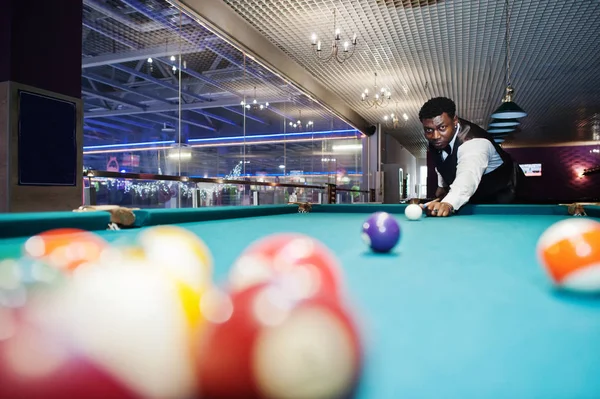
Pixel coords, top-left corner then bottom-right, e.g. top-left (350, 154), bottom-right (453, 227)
top-left (228, 233), bottom-right (345, 301)
top-left (537, 218), bottom-right (600, 293)
top-left (196, 284), bottom-right (362, 399)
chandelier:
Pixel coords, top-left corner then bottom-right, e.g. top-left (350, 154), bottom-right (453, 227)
top-left (310, 9), bottom-right (357, 64)
top-left (288, 111), bottom-right (314, 130)
top-left (289, 120), bottom-right (314, 130)
top-left (241, 86), bottom-right (269, 111)
top-left (361, 73), bottom-right (391, 108)
top-left (383, 104), bottom-right (408, 129)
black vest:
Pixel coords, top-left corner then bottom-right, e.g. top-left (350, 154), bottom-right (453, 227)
top-left (430, 118), bottom-right (525, 204)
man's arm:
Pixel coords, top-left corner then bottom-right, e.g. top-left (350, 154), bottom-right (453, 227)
top-left (442, 138), bottom-right (494, 210)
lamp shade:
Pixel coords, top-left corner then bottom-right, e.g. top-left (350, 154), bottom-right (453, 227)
top-left (488, 127), bottom-right (515, 134)
top-left (489, 118), bottom-right (520, 127)
top-left (491, 101), bottom-right (527, 119)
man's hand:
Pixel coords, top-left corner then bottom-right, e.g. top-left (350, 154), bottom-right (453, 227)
top-left (435, 186), bottom-right (448, 198)
top-left (424, 199), bottom-right (454, 217)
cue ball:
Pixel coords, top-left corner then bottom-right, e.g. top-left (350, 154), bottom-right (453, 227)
top-left (404, 204), bottom-right (423, 220)
top-left (536, 218), bottom-right (600, 293)
top-left (361, 212), bottom-right (401, 253)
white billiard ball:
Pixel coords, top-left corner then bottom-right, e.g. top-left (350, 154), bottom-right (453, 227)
top-left (404, 204), bottom-right (423, 220)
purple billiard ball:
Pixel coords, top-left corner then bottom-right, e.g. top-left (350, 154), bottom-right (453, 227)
top-left (361, 212), bottom-right (401, 253)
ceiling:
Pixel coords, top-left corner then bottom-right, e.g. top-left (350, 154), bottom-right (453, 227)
top-left (81, 0), bottom-right (347, 138)
top-left (81, 0), bottom-right (600, 164)
top-left (219, 0), bottom-right (600, 156)
top-left (81, 0), bottom-right (361, 176)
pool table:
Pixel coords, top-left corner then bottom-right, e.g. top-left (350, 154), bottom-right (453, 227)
top-left (1, 203), bottom-right (600, 399)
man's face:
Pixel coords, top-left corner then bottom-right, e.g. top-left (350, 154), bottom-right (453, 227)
top-left (421, 112), bottom-right (458, 150)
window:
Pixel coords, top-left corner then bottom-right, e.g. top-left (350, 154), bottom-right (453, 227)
top-left (419, 165), bottom-right (428, 198)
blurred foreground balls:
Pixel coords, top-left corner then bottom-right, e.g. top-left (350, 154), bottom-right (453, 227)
top-left (137, 225), bottom-right (214, 291)
top-left (197, 283), bottom-right (363, 399)
top-left (136, 225), bottom-right (215, 331)
top-left (22, 228), bottom-right (108, 272)
top-left (2, 226), bottom-right (366, 399)
top-left (2, 225), bottom-right (220, 399)
top-left (229, 233), bottom-right (345, 301)
top-left (0, 306), bottom-right (140, 399)
top-left (44, 259), bottom-right (199, 399)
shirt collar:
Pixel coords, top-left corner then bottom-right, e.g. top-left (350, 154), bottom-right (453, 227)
top-left (448, 122), bottom-right (460, 151)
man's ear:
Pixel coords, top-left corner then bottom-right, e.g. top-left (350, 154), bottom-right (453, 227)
top-left (453, 115), bottom-right (459, 127)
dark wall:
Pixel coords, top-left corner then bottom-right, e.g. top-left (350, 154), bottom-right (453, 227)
top-left (427, 144), bottom-right (600, 202)
top-left (506, 145), bottom-right (600, 202)
top-left (2, 0), bottom-right (82, 98)
top-left (0, 0), bottom-right (11, 82)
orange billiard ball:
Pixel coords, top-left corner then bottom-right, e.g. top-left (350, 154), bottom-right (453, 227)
top-left (537, 218), bottom-right (600, 293)
top-left (22, 228), bottom-right (108, 272)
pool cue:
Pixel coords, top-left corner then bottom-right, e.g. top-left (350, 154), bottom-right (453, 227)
top-left (422, 198), bottom-right (442, 208)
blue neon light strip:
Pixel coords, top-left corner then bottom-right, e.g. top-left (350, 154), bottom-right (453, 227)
top-left (83, 129), bottom-right (359, 150)
top-left (187, 129), bottom-right (358, 143)
top-left (83, 140), bottom-right (175, 150)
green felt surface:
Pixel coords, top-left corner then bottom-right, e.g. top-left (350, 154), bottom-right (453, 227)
top-left (314, 203), bottom-right (598, 216)
top-left (140, 204), bottom-right (299, 226)
top-left (1, 205), bottom-right (600, 398)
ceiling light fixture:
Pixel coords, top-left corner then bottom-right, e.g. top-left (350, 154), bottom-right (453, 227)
top-left (488, 127), bottom-right (515, 134)
top-left (361, 73), bottom-right (391, 109)
top-left (383, 103), bottom-right (408, 128)
top-left (289, 120), bottom-right (314, 130)
top-left (310, 9), bottom-right (357, 64)
top-left (288, 110), bottom-right (314, 130)
top-left (241, 86), bottom-right (269, 111)
top-left (489, 118), bottom-right (520, 127)
top-left (491, 0), bottom-right (527, 119)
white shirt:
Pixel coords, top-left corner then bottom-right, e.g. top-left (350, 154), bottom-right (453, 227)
top-left (435, 124), bottom-right (504, 210)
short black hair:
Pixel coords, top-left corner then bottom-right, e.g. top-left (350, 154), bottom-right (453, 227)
top-left (418, 97), bottom-right (456, 121)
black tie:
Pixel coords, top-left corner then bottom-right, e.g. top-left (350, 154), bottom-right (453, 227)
top-left (442, 145), bottom-right (452, 156)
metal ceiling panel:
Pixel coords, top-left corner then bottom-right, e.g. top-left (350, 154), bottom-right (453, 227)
top-left (221, 0), bottom-right (600, 156)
